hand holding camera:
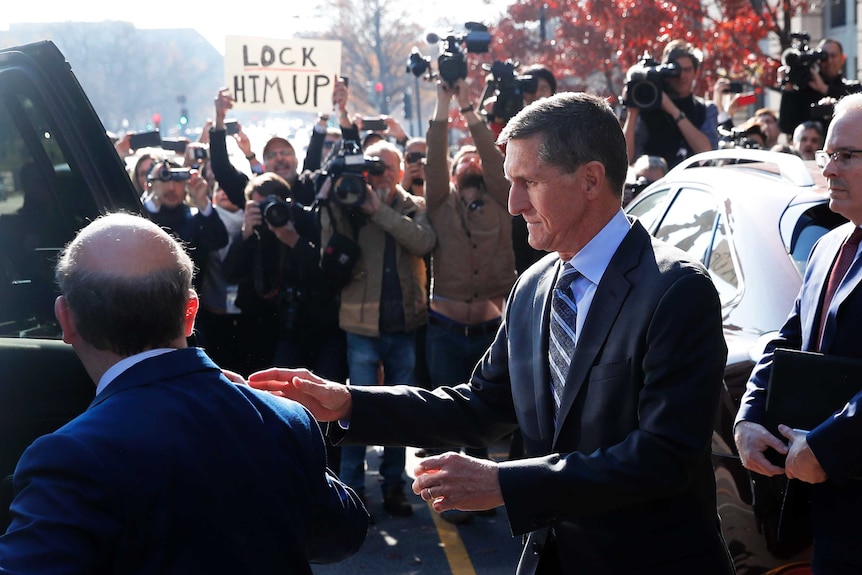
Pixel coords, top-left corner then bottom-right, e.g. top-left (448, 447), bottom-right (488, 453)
top-left (623, 52), bottom-right (681, 110)
top-left (186, 170), bottom-right (211, 211)
top-left (242, 200), bottom-right (264, 240)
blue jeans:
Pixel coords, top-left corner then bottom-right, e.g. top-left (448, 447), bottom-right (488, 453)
top-left (424, 320), bottom-right (496, 458)
top-left (339, 331), bottom-right (416, 494)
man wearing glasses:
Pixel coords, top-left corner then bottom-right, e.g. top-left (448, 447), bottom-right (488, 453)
top-left (736, 93), bottom-right (862, 574)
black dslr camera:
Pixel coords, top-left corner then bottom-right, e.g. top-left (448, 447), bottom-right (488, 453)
top-left (427, 22), bottom-right (491, 85)
top-left (257, 195), bottom-right (295, 228)
top-left (147, 160), bottom-right (191, 182)
top-left (781, 32), bottom-right (827, 87)
top-left (322, 141), bottom-right (386, 209)
top-left (624, 52), bottom-right (681, 110)
top-left (484, 60), bottom-right (539, 121)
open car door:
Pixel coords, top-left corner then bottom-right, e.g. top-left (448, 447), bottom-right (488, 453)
top-left (0, 41), bottom-right (142, 529)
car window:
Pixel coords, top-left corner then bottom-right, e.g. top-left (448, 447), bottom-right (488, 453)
top-left (625, 187), bottom-right (672, 231)
top-left (654, 187), bottom-right (719, 263)
top-left (783, 202), bottom-right (849, 276)
top-left (0, 80), bottom-right (95, 339)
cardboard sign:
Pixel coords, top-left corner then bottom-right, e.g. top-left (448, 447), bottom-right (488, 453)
top-left (225, 36), bottom-right (342, 112)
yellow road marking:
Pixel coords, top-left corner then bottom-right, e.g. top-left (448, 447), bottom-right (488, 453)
top-left (427, 502), bottom-right (477, 575)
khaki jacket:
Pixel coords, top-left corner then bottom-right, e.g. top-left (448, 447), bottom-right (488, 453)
top-left (425, 119), bottom-right (516, 302)
top-left (321, 187), bottom-right (436, 337)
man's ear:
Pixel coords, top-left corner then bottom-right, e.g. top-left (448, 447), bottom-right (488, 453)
top-left (184, 290), bottom-right (199, 338)
top-left (580, 161), bottom-right (606, 199)
top-left (54, 295), bottom-right (78, 345)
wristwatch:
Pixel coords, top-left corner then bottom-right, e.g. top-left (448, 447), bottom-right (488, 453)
top-left (675, 111), bottom-right (687, 124)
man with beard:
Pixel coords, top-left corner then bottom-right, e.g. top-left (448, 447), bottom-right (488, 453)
top-left (208, 83), bottom-right (357, 210)
top-left (416, 79), bottom-right (516, 525)
top-left (623, 40), bottom-right (719, 168)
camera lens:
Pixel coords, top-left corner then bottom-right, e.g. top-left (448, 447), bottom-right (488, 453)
top-left (333, 175), bottom-right (367, 207)
top-left (260, 195), bottom-right (292, 228)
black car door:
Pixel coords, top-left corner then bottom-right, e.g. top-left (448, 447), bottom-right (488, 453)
top-left (0, 41), bottom-right (142, 530)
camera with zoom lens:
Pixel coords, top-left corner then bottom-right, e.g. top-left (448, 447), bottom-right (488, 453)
top-left (781, 32), bottom-right (827, 87)
top-left (147, 160), bottom-right (191, 183)
top-left (484, 59), bottom-right (538, 121)
top-left (323, 141), bottom-right (386, 209)
top-left (427, 22), bottom-right (491, 85)
top-left (624, 52), bottom-right (681, 110)
top-left (258, 194), bottom-right (294, 228)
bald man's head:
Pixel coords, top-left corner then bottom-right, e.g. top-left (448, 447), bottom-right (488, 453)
top-left (56, 213), bottom-right (195, 356)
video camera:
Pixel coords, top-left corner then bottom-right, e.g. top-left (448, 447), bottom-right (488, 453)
top-left (406, 47), bottom-right (433, 79)
top-left (147, 160), bottom-right (191, 183)
top-left (257, 195), bottom-right (296, 228)
top-left (624, 52), bottom-right (681, 110)
top-left (427, 22), bottom-right (491, 85)
top-left (781, 32), bottom-right (827, 87)
top-left (717, 125), bottom-right (763, 150)
top-left (321, 141), bottom-right (386, 209)
top-left (483, 60), bottom-right (538, 121)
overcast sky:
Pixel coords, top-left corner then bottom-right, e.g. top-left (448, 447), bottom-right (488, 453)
top-left (1, 0), bottom-right (509, 54)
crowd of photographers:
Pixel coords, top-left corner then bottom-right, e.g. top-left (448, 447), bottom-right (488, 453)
top-left (109, 29), bottom-right (855, 523)
top-left (616, 34), bottom-right (859, 202)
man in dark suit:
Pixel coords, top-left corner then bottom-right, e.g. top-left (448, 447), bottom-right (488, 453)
top-left (249, 92), bottom-right (734, 574)
top-left (735, 93), bottom-right (862, 574)
top-left (0, 213), bottom-right (368, 573)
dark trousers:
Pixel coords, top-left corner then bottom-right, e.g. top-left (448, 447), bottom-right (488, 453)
top-left (273, 325), bottom-right (348, 473)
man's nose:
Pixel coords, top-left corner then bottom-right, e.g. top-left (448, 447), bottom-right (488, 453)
top-left (507, 183), bottom-right (524, 216)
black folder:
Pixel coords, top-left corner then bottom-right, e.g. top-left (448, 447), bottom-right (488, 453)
top-left (764, 348), bottom-right (862, 437)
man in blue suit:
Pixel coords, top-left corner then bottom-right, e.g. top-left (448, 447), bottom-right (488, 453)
top-left (248, 92), bottom-right (734, 574)
top-left (736, 93), bottom-right (862, 574)
top-left (0, 213), bottom-right (368, 573)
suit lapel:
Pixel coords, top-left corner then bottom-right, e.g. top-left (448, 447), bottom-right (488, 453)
top-left (800, 223), bottom-right (850, 350)
top-left (553, 224), bottom-right (642, 446)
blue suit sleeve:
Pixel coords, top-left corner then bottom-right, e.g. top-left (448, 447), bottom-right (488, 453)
top-left (0, 433), bottom-right (121, 572)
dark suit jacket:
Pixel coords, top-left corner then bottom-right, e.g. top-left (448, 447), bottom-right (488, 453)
top-left (738, 221), bottom-right (862, 570)
top-left (338, 218), bottom-right (733, 574)
top-left (0, 348), bottom-right (368, 574)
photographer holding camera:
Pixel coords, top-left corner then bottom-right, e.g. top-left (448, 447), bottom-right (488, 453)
top-left (318, 138), bottom-right (436, 518)
top-left (622, 40), bottom-right (718, 169)
top-left (419, 78), bottom-right (515, 524)
top-left (778, 37), bottom-right (862, 135)
top-left (141, 157), bottom-right (228, 292)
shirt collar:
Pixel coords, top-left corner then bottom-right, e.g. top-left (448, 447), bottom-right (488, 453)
top-left (96, 348), bottom-right (177, 396)
top-left (566, 209), bottom-right (631, 287)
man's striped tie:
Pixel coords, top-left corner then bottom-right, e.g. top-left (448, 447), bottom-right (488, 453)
top-left (549, 263), bottom-right (579, 419)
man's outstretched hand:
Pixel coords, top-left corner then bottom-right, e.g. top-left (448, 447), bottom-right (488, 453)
top-left (248, 368), bottom-right (352, 422)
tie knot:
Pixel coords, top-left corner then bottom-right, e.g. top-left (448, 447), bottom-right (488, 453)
top-left (847, 227), bottom-right (862, 247)
top-left (555, 263), bottom-right (579, 293)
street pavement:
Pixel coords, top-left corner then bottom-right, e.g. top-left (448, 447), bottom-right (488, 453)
top-left (313, 442), bottom-right (523, 574)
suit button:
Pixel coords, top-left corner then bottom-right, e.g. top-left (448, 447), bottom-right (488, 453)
top-left (532, 541), bottom-right (543, 555)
